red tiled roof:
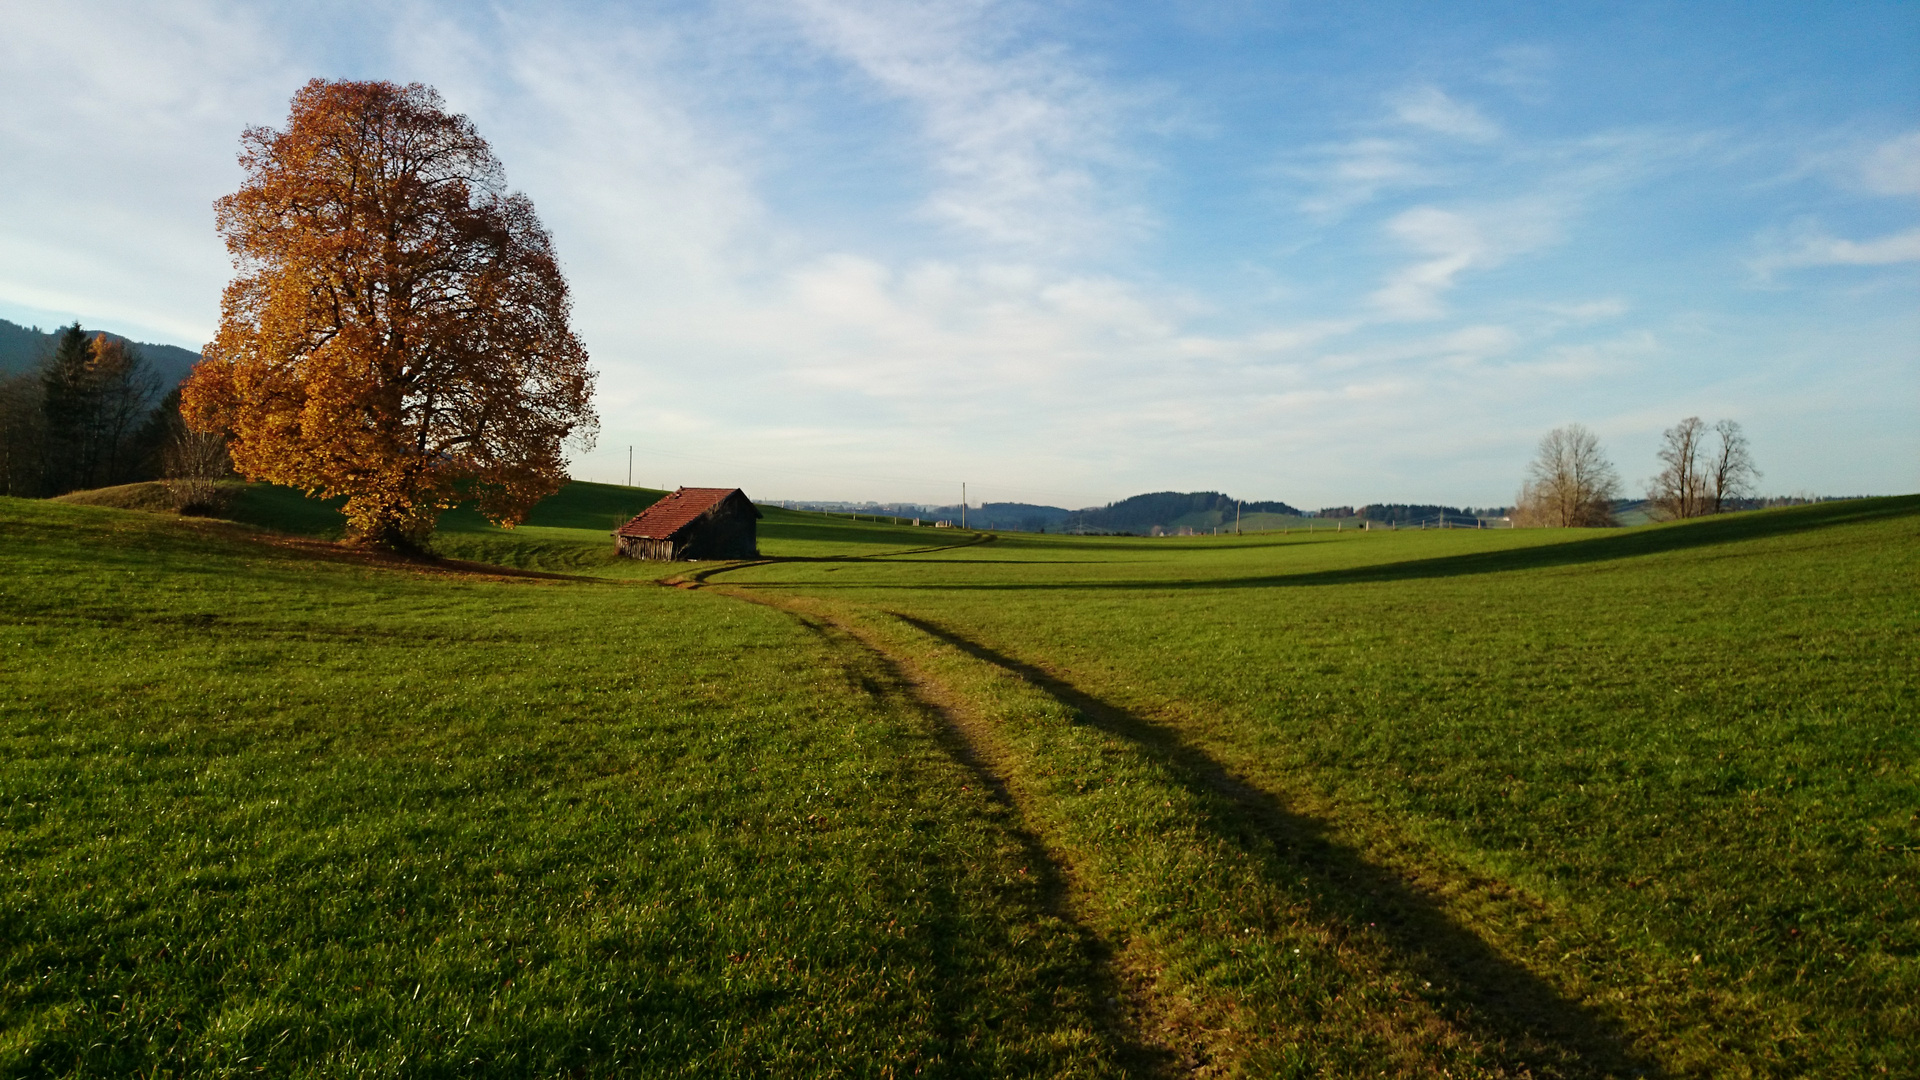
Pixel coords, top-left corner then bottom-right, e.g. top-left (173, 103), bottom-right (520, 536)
top-left (615, 487), bottom-right (754, 539)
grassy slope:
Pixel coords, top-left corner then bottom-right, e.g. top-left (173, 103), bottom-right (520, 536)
top-left (0, 498), bottom-right (1133, 1078)
top-left (712, 499), bottom-right (1920, 1076)
top-left (203, 480), bottom-right (945, 574)
top-left (13, 483), bottom-right (1916, 1076)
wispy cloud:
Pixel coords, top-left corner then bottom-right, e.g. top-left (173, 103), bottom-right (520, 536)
top-left (1750, 133), bottom-right (1920, 276)
top-left (1369, 202), bottom-right (1557, 319)
top-left (1757, 226), bottom-right (1920, 273)
top-left (0, 0), bottom-right (301, 342)
top-left (1, 2), bottom-right (1912, 504)
top-left (1862, 130), bottom-right (1920, 198)
top-left (1482, 45), bottom-right (1554, 94)
top-left (1390, 86), bottom-right (1501, 142)
top-left (1291, 137), bottom-right (1440, 218)
top-left (1286, 85), bottom-right (1507, 219)
top-left (781, 0), bottom-right (1148, 253)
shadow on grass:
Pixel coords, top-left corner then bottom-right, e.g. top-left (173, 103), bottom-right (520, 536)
top-left (676, 534), bottom-right (998, 585)
top-left (894, 612), bottom-right (1669, 1078)
top-left (753, 605), bottom-right (1178, 1078)
top-left (1254, 497), bottom-right (1919, 588)
top-left (746, 498), bottom-right (1917, 594)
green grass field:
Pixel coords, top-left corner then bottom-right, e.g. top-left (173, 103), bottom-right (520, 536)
top-left (5, 485), bottom-right (1915, 1077)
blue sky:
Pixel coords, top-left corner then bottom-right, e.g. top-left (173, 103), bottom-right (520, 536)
top-left (2, 1), bottom-right (1914, 508)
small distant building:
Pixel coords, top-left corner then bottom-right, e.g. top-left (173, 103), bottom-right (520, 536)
top-left (613, 487), bottom-right (761, 561)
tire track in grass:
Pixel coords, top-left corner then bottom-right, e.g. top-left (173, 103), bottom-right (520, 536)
top-left (880, 613), bottom-right (1673, 1078)
top-left (677, 577), bottom-right (1187, 1077)
top-left (684, 549), bottom-right (1668, 1075)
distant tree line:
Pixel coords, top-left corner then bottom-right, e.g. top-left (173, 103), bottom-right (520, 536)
top-left (1316, 504), bottom-right (1509, 524)
top-left (0, 323), bottom-right (210, 499)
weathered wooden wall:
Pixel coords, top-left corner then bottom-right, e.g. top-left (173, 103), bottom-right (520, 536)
top-left (613, 494), bottom-right (759, 561)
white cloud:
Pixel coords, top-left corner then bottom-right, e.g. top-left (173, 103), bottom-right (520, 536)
top-left (1761, 227), bottom-right (1920, 271)
top-left (1292, 137), bottom-right (1439, 218)
top-left (1370, 209), bottom-right (1483, 319)
top-left (1540, 299), bottom-right (1629, 324)
top-left (779, 0), bottom-right (1148, 253)
top-left (1862, 130), bottom-right (1920, 198)
top-left (1390, 86), bottom-right (1501, 142)
top-left (1744, 131), bottom-right (1920, 280)
top-left (1, 2), bottom-right (1909, 506)
top-left (1368, 202), bottom-right (1557, 319)
top-left (1483, 46), bottom-right (1554, 94)
top-left (0, 1), bottom-right (303, 344)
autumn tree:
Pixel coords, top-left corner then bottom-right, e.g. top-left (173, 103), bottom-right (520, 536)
top-left (1513, 423), bottom-right (1621, 527)
top-left (1647, 416), bottom-right (1760, 519)
top-left (182, 79), bottom-right (597, 549)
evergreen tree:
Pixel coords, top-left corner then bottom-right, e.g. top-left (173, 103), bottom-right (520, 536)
top-left (0, 371), bottom-right (44, 497)
top-left (39, 324), bottom-right (100, 493)
top-left (36, 324), bottom-right (163, 493)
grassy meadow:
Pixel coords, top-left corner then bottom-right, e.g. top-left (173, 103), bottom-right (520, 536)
top-left (4, 484), bottom-right (1915, 1076)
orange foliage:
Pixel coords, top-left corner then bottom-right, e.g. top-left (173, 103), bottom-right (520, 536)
top-left (183, 79), bottom-right (597, 548)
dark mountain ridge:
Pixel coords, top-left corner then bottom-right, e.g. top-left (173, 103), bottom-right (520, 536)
top-left (0, 318), bottom-right (201, 386)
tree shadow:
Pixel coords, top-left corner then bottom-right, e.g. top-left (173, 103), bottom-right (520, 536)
top-left (807, 498), bottom-right (1916, 594)
top-left (1248, 497), bottom-right (1918, 589)
top-left (893, 612), bottom-right (1671, 1078)
top-left (750, 607), bottom-right (1180, 1077)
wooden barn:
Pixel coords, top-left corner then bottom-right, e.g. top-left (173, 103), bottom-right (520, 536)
top-left (613, 487), bottom-right (761, 561)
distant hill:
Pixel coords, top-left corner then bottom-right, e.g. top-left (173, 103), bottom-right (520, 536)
top-left (1064, 491), bottom-right (1301, 534)
top-left (0, 318), bottom-right (201, 387)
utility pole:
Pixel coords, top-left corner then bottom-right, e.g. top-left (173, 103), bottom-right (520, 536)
top-left (1235, 499), bottom-right (1242, 536)
top-left (627, 446), bottom-right (633, 487)
top-left (961, 482), bottom-right (967, 530)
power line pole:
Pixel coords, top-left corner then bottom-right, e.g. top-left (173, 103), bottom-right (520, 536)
top-left (961, 482), bottom-right (967, 530)
top-left (1235, 499), bottom-right (1242, 535)
top-left (627, 446), bottom-right (632, 488)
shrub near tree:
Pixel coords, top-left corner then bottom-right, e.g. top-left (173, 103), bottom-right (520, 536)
top-left (1514, 423), bottom-right (1622, 527)
top-left (182, 79), bottom-right (597, 550)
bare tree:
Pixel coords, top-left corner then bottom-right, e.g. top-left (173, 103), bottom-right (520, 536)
top-left (1705, 419), bottom-right (1760, 513)
top-left (1514, 423), bottom-right (1621, 527)
top-left (1647, 416), bottom-right (1709, 520)
top-left (89, 335), bottom-right (163, 486)
top-left (1647, 416), bottom-right (1760, 518)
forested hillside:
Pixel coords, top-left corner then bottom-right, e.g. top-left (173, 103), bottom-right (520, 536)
top-left (1065, 490), bottom-right (1303, 533)
top-left (0, 317), bottom-right (200, 385)
top-left (0, 322), bottom-right (202, 497)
